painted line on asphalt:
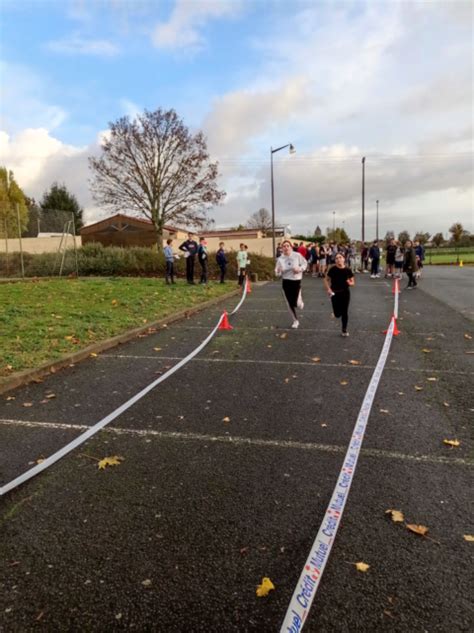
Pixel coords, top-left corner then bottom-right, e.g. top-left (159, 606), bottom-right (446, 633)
top-left (0, 418), bottom-right (471, 468)
top-left (99, 354), bottom-right (473, 375)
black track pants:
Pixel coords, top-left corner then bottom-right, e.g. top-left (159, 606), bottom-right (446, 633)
top-left (282, 279), bottom-right (301, 320)
top-left (331, 289), bottom-right (350, 331)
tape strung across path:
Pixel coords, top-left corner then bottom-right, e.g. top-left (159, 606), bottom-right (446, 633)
top-left (279, 281), bottom-right (398, 633)
top-left (0, 284), bottom-right (248, 497)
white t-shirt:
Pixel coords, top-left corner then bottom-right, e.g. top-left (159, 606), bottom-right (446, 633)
top-left (275, 252), bottom-right (308, 280)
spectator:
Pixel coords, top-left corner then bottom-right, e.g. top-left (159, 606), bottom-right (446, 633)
top-left (236, 243), bottom-right (248, 286)
top-left (197, 237), bottom-right (208, 284)
top-left (369, 240), bottom-right (380, 278)
top-left (216, 242), bottom-right (228, 283)
top-left (385, 239), bottom-right (397, 278)
top-left (179, 232), bottom-right (199, 284)
top-left (404, 240), bottom-right (418, 289)
top-left (164, 238), bottom-right (176, 285)
top-left (415, 240), bottom-right (425, 278)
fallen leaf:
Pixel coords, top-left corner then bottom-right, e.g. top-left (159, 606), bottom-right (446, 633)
top-left (321, 423), bottom-right (328, 428)
top-left (397, 391), bottom-right (405, 395)
top-left (406, 524), bottom-right (429, 537)
top-left (463, 535), bottom-right (474, 542)
top-left (90, 352), bottom-right (98, 358)
top-left (98, 455), bottom-right (124, 470)
top-left (426, 377), bottom-right (438, 382)
top-left (153, 347), bottom-right (162, 352)
top-left (311, 357), bottom-right (321, 363)
top-left (256, 577), bottom-right (275, 597)
top-left (443, 402), bottom-right (450, 408)
top-left (465, 351), bottom-right (474, 355)
top-left (464, 333), bottom-right (472, 340)
top-left (348, 359), bottom-right (361, 365)
top-left (239, 547), bottom-right (249, 555)
top-left (45, 393), bottom-right (56, 399)
top-left (380, 409), bottom-right (390, 414)
top-left (340, 380), bottom-right (348, 386)
top-left (425, 336), bottom-right (434, 341)
top-left (421, 348), bottom-right (431, 353)
top-left (141, 579), bottom-right (152, 587)
top-left (36, 458), bottom-right (45, 464)
top-left (64, 335), bottom-right (74, 341)
top-left (267, 344), bottom-right (272, 348)
top-left (284, 378), bottom-right (290, 383)
top-left (355, 562), bottom-right (370, 572)
top-left (280, 333), bottom-right (288, 339)
top-left (111, 299), bottom-right (118, 305)
top-left (385, 509), bottom-right (404, 523)
top-left (222, 416), bottom-right (230, 423)
top-left (443, 439), bottom-right (460, 447)
top-left (6, 396), bottom-right (15, 401)
top-left (22, 402), bottom-right (33, 407)
top-left (414, 385), bottom-right (423, 391)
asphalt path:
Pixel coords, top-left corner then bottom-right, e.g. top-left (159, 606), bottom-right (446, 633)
top-left (1, 272), bottom-right (473, 632)
top-left (417, 266), bottom-right (474, 321)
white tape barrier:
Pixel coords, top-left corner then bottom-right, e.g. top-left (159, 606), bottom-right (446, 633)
top-left (394, 278), bottom-right (399, 319)
top-left (280, 317), bottom-right (396, 632)
top-left (0, 284), bottom-right (248, 497)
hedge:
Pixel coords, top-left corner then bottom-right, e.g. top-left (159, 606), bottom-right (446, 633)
top-left (0, 242), bottom-right (275, 280)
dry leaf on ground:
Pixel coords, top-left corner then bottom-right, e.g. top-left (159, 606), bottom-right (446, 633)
top-left (443, 402), bottom-right (450, 408)
top-left (153, 347), bottom-right (162, 352)
top-left (311, 357), bottom-right (321, 363)
top-left (256, 577), bottom-right (275, 597)
top-left (45, 393), bottom-right (56, 399)
top-left (380, 409), bottom-right (390, 414)
top-left (141, 579), bottom-right (152, 587)
top-left (427, 377), bottom-right (438, 382)
top-left (22, 402), bottom-right (33, 407)
top-left (463, 535), bottom-right (474, 542)
top-left (349, 359), bottom-right (361, 365)
top-left (464, 333), bottom-right (472, 340)
top-left (98, 455), bottom-right (124, 470)
top-left (406, 524), bottom-right (429, 537)
top-left (443, 439), bottom-right (460, 447)
top-left (414, 385), bottom-right (423, 391)
top-left (222, 416), bottom-right (230, 423)
top-left (385, 509), bottom-right (404, 523)
top-left (340, 380), bottom-right (348, 386)
top-left (280, 333), bottom-right (288, 339)
top-left (90, 352), bottom-right (98, 358)
top-left (421, 348), bottom-right (432, 353)
top-left (355, 562), bottom-right (370, 572)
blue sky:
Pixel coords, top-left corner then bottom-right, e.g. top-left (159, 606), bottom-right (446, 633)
top-left (1, 0), bottom-right (472, 238)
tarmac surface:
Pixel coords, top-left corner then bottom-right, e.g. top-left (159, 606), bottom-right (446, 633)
top-left (1, 269), bottom-right (473, 632)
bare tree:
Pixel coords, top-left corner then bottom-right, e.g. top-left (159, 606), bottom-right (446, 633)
top-left (247, 208), bottom-right (272, 232)
top-left (89, 108), bottom-right (226, 250)
top-left (431, 232), bottom-right (445, 247)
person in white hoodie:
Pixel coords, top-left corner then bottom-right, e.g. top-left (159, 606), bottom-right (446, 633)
top-left (275, 239), bottom-right (308, 329)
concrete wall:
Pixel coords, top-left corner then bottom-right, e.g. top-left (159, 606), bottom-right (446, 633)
top-left (0, 235), bottom-right (276, 257)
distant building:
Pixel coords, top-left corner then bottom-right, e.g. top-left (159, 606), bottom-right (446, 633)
top-left (80, 214), bottom-right (185, 248)
top-left (315, 225), bottom-right (322, 237)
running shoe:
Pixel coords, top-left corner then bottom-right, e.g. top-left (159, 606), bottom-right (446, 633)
top-left (291, 320), bottom-right (300, 329)
top-left (341, 331), bottom-right (349, 337)
top-left (297, 296), bottom-right (304, 309)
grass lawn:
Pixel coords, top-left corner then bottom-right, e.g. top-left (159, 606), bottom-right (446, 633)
top-left (425, 252), bottom-right (474, 264)
top-left (0, 278), bottom-right (235, 375)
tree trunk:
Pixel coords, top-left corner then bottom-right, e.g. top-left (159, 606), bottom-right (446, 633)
top-left (154, 221), bottom-right (164, 253)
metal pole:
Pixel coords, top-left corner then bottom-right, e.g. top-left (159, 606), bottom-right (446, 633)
top-left (333, 211), bottom-right (335, 231)
top-left (271, 148), bottom-right (276, 260)
top-left (71, 212), bottom-right (79, 277)
top-left (376, 199), bottom-right (379, 242)
top-left (4, 217), bottom-right (9, 276)
top-left (16, 203), bottom-right (25, 278)
top-left (361, 157), bottom-right (366, 243)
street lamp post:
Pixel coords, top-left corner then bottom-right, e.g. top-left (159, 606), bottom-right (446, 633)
top-left (376, 199), bottom-right (379, 242)
top-left (332, 211), bottom-right (336, 232)
top-left (361, 156), bottom-right (366, 243)
top-left (271, 143), bottom-right (295, 260)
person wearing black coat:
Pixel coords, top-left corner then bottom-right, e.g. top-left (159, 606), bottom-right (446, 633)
top-left (216, 242), bottom-right (228, 283)
top-left (179, 233), bottom-right (199, 284)
top-left (369, 240), bottom-right (380, 278)
top-left (403, 240), bottom-right (418, 289)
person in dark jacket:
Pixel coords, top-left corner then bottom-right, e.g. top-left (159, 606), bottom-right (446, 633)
top-left (415, 241), bottom-right (425, 277)
top-left (403, 240), bottom-right (418, 289)
top-left (369, 240), bottom-right (380, 278)
top-left (216, 242), bottom-right (228, 283)
top-left (197, 237), bottom-right (208, 284)
top-left (179, 233), bottom-right (198, 284)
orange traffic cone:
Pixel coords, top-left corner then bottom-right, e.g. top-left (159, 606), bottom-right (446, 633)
top-left (246, 277), bottom-right (252, 293)
top-left (383, 316), bottom-right (401, 336)
top-left (218, 310), bottom-right (233, 330)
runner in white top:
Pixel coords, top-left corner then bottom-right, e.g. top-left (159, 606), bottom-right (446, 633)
top-left (275, 239), bottom-right (308, 328)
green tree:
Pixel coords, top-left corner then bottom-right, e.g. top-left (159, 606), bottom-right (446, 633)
top-left (431, 232), bottom-right (445, 247)
top-left (326, 227), bottom-right (350, 243)
top-left (413, 231), bottom-right (430, 244)
top-left (40, 182), bottom-right (83, 233)
top-left (398, 230), bottom-right (410, 245)
top-left (449, 222), bottom-right (466, 245)
top-left (0, 167), bottom-right (29, 238)
top-left (89, 108), bottom-right (225, 252)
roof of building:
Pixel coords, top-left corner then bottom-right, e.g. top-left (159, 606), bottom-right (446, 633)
top-left (80, 213), bottom-right (183, 235)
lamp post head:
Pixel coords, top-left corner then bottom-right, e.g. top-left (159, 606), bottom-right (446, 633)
top-left (362, 156), bottom-right (366, 164)
top-left (289, 144), bottom-right (296, 154)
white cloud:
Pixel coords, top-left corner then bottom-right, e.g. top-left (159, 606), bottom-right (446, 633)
top-left (119, 99), bottom-right (142, 120)
top-left (152, 0), bottom-right (242, 52)
top-left (47, 34), bottom-right (119, 57)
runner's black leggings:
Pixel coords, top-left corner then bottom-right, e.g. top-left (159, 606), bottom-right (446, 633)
top-left (331, 289), bottom-right (350, 331)
top-left (282, 279), bottom-right (301, 319)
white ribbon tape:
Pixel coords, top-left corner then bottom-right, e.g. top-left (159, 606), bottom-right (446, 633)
top-left (280, 317), bottom-right (395, 632)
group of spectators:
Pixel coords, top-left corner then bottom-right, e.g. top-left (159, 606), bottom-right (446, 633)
top-left (275, 238), bottom-right (425, 288)
top-left (164, 232), bottom-right (250, 286)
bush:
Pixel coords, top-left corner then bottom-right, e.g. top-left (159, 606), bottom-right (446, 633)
top-left (0, 243), bottom-right (275, 280)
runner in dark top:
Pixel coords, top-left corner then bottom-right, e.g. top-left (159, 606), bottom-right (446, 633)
top-left (324, 253), bottom-right (354, 337)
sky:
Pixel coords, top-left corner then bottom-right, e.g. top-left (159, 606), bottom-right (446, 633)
top-left (0, 0), bottom-right (472, 240)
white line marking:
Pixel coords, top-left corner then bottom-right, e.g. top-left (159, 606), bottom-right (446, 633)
top-left (0, 418), bottom-right (471, 467)
top-left (99, 354), bottom-right (473, 375)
